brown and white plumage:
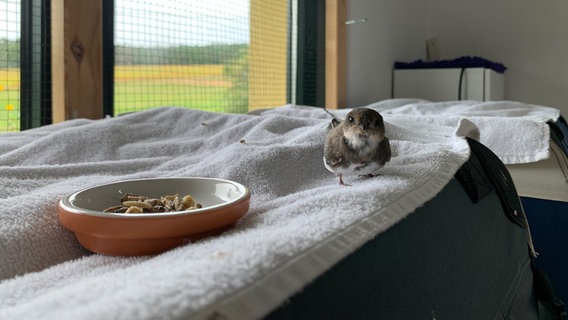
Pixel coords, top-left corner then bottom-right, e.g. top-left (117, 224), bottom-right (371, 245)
top-left (323, 108), bottom-right (391, 185)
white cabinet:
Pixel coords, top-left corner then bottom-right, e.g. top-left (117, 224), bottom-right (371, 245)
top-left (392, 68), bottom-right (504, 101)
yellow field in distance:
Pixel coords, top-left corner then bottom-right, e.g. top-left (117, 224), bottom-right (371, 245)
top-left (115, 64), bottom-right (225, 80)
top-left (1, 64), bottom-right (245, 132)
top-left (0, 68), bottom-right (20, 89)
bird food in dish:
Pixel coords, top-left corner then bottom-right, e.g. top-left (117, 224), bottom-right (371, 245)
top-left (103, 193), bottom-right (203, 214)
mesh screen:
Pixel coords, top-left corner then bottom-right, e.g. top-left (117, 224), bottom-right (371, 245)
top-left (0, 0), bottom-right (20, 131)
top-left (114, 0), bottom-right (254, 115)
top-left (1, 1), bottom-right (318, 130)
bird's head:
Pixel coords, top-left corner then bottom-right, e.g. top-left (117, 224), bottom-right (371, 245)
top-left (343, 108), bottom-right (385, 137)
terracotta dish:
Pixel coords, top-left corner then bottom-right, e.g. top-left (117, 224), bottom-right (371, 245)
top-left (58, 177), bottom-right (250, 256)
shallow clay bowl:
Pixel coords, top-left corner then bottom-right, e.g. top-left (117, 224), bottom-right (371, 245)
top-left (58, 177), bottom-right (250, 256)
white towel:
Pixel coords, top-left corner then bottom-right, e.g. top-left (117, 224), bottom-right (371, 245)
top-left (365, 99), bottom-right (560, 164)
top-left (0, 105), bottom-right (471, 319)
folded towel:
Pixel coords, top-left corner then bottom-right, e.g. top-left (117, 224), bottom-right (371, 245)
top-left (0, 105), bottom-right (471, 319)
top-left (365, 99), bottom-right (560, 164)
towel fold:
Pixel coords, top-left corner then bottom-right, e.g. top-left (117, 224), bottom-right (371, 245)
top-left (1, 105), bottom-right (471, 319)
top-left (366, 99), bottom-right (560, 164)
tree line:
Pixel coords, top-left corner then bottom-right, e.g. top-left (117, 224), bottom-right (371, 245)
top-left (115, 43), bottom-right (249, 65)
top-left (0, 39), bottom-right (20, 68)
top-left (0, 39), bottom-right (248, 67)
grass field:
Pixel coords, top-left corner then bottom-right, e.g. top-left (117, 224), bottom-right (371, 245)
top-left (0, 68), bottom-right (20, 132)
top-left (114, 64), bottom-right (247, 114)
top-left (0, 64), bottom-right (248, 132)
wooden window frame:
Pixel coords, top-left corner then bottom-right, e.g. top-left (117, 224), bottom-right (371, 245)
top-left (51, 0), bottom-right (103, 122)
top-left (325, 0), bottom-right (346, 109)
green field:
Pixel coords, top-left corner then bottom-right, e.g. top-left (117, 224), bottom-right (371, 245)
top-left (0, 68), bottom-right (20, 132)
top-left (0, 64), bottom-right (248, 132)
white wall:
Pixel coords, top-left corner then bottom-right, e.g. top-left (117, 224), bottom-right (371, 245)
top-left (346, 0), bottom-right (568, 115)
top-left (345, 1), bottom-right (428, 107)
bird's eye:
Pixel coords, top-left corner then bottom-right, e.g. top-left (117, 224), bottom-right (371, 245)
top-left (348, 116), bottom-right (354, 123)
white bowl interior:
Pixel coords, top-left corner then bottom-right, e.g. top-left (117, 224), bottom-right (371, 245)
top-left (61, 177), bottom-right (248, 217)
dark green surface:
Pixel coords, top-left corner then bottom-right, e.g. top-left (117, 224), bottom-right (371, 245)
top-left (267, 178), bottom-right (537, 320)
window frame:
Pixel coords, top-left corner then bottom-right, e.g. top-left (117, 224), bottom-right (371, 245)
top-left (20, 0), bottom-right (51, 130)
top-left (16, 0), bottom-right (344, 128)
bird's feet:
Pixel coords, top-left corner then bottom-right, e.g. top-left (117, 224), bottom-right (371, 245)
top-left (338, 174), bottom-right (351, 186)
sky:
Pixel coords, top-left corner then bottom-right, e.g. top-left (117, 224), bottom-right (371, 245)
top-left (1, 0), bottom-right (250, 47)
top-left (0, 0), bottom-right (20, 40)
top-left (116, 0), bottom-right (250, 47)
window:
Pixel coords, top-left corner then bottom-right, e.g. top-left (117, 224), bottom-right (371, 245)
top-left (0, 0), bottom-right (51, 132)
top-left (112, 0), bottom-right (253, 115)
top-left (110, 0), bottom-right (324, 116)
top-left (0, 0), bottom-right (21, 131)
top-left (1, 0), bottom-right (329, 132)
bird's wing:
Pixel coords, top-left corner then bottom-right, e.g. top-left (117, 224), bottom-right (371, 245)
top-left (373, 137), bottom-right (392, 165)
top-left (324, 127), bottom-right (345, 167)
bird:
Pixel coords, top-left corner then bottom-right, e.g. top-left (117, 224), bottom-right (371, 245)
top-left (323, 107), bottom-right (391, 185)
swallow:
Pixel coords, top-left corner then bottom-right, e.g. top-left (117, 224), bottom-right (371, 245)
top-left (323, 108), bottom-right (391, 185)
